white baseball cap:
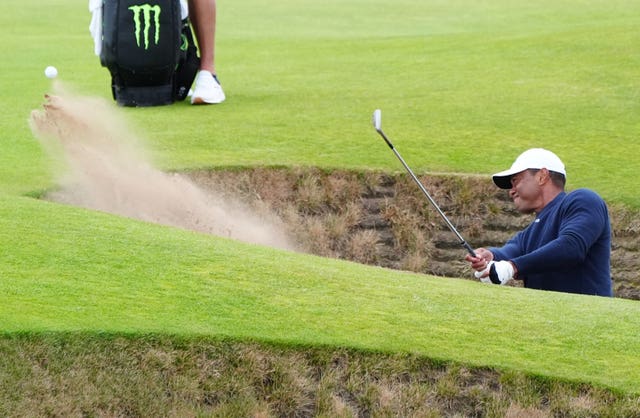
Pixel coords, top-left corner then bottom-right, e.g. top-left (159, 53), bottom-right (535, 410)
top-left (492, 148), bottom-right (566, 189)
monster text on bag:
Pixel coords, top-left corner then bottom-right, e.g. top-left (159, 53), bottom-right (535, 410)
top-left (129, 4), bottom-right (161, 50)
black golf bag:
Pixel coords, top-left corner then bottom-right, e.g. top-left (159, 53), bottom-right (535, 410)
top-left (100, 0), bottom-right (199, 106)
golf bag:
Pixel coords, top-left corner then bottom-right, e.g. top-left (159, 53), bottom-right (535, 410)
top-left (100, 0), bottom-right (199, 106)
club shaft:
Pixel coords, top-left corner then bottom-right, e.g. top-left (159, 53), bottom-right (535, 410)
top-left (377, 128), bottom-right (477, 258)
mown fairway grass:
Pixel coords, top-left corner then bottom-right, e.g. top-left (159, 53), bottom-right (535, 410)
top-left (1, 0), bottom-right (639, 403)
top-left (2, 0), bottom-right (639, 203)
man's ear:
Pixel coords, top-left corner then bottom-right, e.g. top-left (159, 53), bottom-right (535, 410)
top-left (537, 168), bottom-right (550, 185)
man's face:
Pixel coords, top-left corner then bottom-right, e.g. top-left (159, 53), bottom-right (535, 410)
top-left (508, 169), bottom-right (543, 214)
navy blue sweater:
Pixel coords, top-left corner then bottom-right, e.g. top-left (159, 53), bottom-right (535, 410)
top-left (490, 189), bottom-right (612, 296)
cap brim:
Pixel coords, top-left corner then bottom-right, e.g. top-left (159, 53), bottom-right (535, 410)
top-left (492, 168), bottom-right (522, 189)
top-left (492, 175), bottom-right (513, 189)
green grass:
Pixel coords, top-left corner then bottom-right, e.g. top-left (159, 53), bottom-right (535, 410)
top-left (1, 0), bottom-right (640, 403)
top-left (2, 0), bottom-right (639, 203)
top-left (2, 194), bottom-right (640, 394)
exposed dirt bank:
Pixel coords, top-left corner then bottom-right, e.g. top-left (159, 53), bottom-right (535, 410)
top-left (187, 167), bottom-right (640, 300)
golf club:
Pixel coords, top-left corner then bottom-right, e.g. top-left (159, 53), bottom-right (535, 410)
top-left (372, 109), bottom-right (477, 258)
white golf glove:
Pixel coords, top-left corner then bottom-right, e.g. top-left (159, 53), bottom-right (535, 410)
top-left (474, 261), bottom-right (514, 285)
top-left (474, 262), bottom-right (493, 283)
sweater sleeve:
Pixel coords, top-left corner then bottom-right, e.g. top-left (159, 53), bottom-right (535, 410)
top-left (511, 189), bottom-right (609, 275)
top-left (490, 232), bottom-right (524, 261)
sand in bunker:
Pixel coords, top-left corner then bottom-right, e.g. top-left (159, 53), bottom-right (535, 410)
top-left (29, 86), bottom-right (295, 251)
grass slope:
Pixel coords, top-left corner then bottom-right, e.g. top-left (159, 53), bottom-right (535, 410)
top-left (2, 195), bottom-right (640, 394)
top-left (1, 0), bottom-right (639, 400)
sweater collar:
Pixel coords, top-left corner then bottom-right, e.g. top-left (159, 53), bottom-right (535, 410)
top-left (535, 191), bottom-right (566, 219)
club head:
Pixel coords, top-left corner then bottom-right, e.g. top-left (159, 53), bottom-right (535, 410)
top-left (372, 109), bottom-right (382, 132)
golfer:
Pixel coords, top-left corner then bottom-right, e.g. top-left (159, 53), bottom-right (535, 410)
top-left (466, 148), bottom-right (613, 296)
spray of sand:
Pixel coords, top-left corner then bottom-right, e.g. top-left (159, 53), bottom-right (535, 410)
top-left (29, 84), bottom-right (296, 251)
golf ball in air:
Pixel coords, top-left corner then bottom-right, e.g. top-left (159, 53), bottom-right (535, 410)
top-left (44, 66), bottom-right (58, 79)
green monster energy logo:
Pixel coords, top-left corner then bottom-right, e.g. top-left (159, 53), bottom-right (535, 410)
top-left (128, 4), bottom-right (161, 50)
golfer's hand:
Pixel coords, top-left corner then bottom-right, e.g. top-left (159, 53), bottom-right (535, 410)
top-left (474, 261), bottom-right (494, 283)
top-left (467, 248), bottom-right (516, 285)
top-left (465, 247), bottom-right (493, 271)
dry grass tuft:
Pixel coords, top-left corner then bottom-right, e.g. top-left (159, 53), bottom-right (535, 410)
top-left (400, 251), bottom-right (428, 273)
top-left (300, 216), bottom-right (335, 257)
top-left (504, 404), bottom-right (550, 418)
top-left (346, 229), bottom-right (381, 264)
top-left (3, 335), bottom-right (637, 416)
top-left (382, 204), bottom-right (430, 251)
top-left (610, 203), bottom-right (640, 237)
top-left (295, 171), bottom-right (326, 214)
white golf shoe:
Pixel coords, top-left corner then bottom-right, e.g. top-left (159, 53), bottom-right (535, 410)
top-left (190, 70), bottom-right (226, 105)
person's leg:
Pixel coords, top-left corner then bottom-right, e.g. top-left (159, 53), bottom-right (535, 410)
top-left (188, 0), bottom-right (225, 104)
top-left (188, 0), bottom-right (217, 74)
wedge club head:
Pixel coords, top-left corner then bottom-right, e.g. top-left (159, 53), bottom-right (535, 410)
top-left (372, 109), bottom-right (382, 132)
